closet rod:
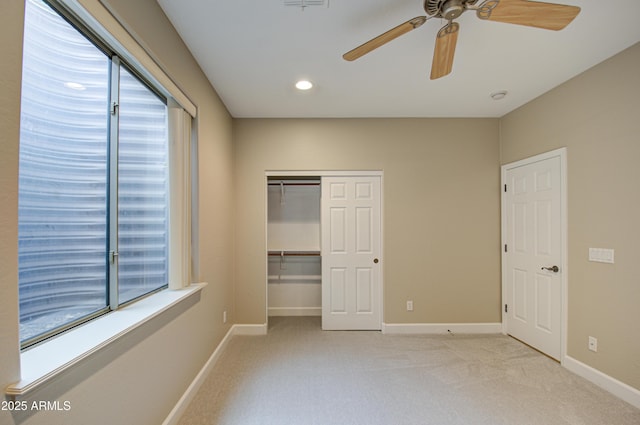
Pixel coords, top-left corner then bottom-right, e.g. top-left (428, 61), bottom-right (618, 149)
top-left (267, 182), bottom-right (320, 186)
top-left (267, 250), bottom-right (321, 256)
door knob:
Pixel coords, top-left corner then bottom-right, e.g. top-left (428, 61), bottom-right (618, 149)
top-left (373, 258), bottom-right (379, 264)
top-left (541, 265), bottom-right (559, 273)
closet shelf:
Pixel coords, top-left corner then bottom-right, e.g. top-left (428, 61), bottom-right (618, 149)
top-left (267, 181), bottom-right (320, 186)
top-left (267, 250), bottom-right (321, 257)
top-left (268, 275), bottom-right (322, 281)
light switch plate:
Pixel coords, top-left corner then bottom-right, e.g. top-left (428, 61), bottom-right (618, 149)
top-left (589, 248), bottom-right (614, 264)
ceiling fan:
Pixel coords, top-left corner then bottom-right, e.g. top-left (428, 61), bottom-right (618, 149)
top-left (343, 0), bottom-right (581, 80)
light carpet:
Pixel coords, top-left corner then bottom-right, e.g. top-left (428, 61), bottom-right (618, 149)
top-left (178, 316), bottom-right (640, 425)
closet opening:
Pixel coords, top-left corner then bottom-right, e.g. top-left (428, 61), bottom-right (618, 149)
top-left (265, 170), bottom-right (383, 331)
top-left (267, 177), bottom-right (322, 320)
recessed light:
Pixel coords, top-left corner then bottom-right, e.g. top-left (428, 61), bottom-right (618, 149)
top-left (295, 80), bottom-right (313, 91)
top-left (490, 90), bottom-right (507, 100)
top-left (64, 82), bottom-right (86, 91)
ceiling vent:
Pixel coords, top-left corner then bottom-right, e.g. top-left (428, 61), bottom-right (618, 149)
top-left (284, 0), bottom-right (329, 9)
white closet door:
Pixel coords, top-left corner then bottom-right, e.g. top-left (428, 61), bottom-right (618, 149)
top-left (321, 176), bottom-right (381, 330)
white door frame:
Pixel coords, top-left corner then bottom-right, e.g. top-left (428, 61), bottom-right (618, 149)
top-left (501, 148), bottom-right (568, 363)
top-left (264, 170), bottom-right (384, 329)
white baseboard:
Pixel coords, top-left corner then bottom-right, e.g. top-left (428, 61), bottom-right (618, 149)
top-left (382, 322), bottom-right (502, 335)
top-left (163, 323), bottom-right (268, 424)
top-left (563, 355), bottom-right (640, 409)
top-left (232, 323), bottom-right (268, 336)
top-left (162, 325), bottom-right (235, 425)
top-left (268, 307), bottom-right (321, 317)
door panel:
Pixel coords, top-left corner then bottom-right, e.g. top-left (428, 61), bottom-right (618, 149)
top-left (536, 272), bottom-right (553, 331)
top-left (536, 200), bottom-right (552, 255)
top-left (330, 268), bottom-right (347, 313)
top-left (504, 154), bottom-right (563, 360)
top-left (329, 208), bottom-right (347, 253)
top-left (513, 202), bottom-right (527, 252)
top-left (356, 207), bottom-right (373, 253)
top-left (322, 176), bottom-right (381, 330)
top-left (355, 181), bottom-right (373, 199)
top-left (356, 268), bottom-right (373, 313)
top-left (513, 268), bottom-right (528, 322)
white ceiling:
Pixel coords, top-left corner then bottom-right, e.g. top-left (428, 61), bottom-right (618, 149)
top-left (156, 0), bottom-right (640, 118)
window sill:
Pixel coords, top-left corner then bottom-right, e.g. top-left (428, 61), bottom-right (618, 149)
top-left (5, 282), bottom-right (206, 396)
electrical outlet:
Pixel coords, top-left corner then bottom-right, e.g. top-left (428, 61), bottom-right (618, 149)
top-left (223, 310), bottom-right (227, 324)
top-left (406, 300), bottom-right (413, 312)
top-left (588, 336), bottom-right (598, 352)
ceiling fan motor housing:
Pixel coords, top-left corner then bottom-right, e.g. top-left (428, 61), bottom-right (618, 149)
top-left (424, 0), bottom-right (478, 19)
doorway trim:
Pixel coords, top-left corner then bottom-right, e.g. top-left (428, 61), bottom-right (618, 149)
top-left (264, 170), bottom-right (384, 331)
top-left (500, 148), bottom-right (568, 364)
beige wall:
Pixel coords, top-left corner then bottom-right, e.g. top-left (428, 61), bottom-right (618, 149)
top-left (500, 42), bottom-right (640, 391)
top-left (0, 0), bottom-right (234, 424)
top-left (233, 118), bottom-right (502, 325)
top-left (2, 0), bottom-right (637, 421)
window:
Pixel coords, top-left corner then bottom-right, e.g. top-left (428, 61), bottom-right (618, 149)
top-left (18, 0), bottom-right (169, 348)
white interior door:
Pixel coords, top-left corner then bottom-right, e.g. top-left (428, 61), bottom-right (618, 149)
top-left (503, 151), bottom-right (565, 360)
top-left (321, 176), bottom-right (381, 330)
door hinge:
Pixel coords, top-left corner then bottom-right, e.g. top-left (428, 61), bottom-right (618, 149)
top-left (504, 244), bottom-right (508, 253)
top-left (504, 304), bottom-right (508, 313)
top-left (110, 101), bottom-right (119, 115)
top-left (504, 184), bottom-right (507, 192)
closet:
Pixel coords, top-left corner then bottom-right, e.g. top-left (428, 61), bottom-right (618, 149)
top-left (266, 172), bottom-right (383, 329)
top-left (267, 177), bottom-right (321, 317)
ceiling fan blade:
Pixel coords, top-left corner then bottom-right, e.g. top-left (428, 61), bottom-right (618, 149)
top-left (477, 0), bottom-right (580, 31)
top-left (343, 16), bottom-right (427, 61)
top-left (430, 22), bottom-right (459, 80)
